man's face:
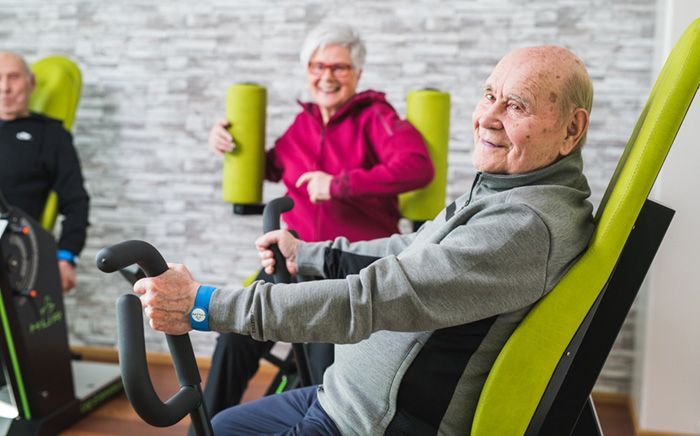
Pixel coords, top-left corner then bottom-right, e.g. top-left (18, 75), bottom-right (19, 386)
top-left (471, 49), bottom-right (575, 175)
top-left (0, 53), bottom-right (34, 121)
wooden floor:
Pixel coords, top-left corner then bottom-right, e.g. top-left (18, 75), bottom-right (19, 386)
top-left (60, 361), bottom-right (635, 435)
top-left (60, 362), bottom-right (275, 436)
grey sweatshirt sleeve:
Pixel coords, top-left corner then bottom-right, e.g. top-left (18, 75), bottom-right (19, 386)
top-left (296, 231), bottom-right (418, 277)
top-left (208, 203), bottom-right (550, 343)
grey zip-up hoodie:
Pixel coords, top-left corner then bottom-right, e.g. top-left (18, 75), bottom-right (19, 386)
top-left (209, 150), bottom-right (594, 435)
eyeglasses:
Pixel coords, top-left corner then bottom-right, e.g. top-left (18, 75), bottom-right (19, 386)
top-left (307, 62), bottom-right (354, 79)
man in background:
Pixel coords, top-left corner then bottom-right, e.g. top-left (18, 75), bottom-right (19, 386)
top-left (0, 51), bottom-right (89, 292)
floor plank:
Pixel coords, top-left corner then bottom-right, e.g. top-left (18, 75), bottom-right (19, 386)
top-left (60, 361), bottom-right (634, 435)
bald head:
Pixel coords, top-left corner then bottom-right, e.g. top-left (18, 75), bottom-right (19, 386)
top-left (471, 45), bottom-right (592, 175)
top-left (502, 46), bottom-right (593, 145)
top-left (0, 51), bottom-right (31, 75)
top-left (0, 51), bottom-right (34, 121)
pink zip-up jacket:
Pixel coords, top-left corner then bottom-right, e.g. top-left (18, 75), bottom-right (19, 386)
top-left (266, 90), bottom-right (434, 242)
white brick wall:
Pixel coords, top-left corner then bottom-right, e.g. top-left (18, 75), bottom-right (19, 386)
top-left (0, 0), bottom-right (657, 394)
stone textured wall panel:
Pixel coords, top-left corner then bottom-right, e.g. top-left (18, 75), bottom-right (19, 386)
top-left (0, 0), bottom-right (656, 394)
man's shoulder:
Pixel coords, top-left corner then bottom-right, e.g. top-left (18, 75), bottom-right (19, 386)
top-left (27, 112), bottom-right (67, 128)
top-left (7, 112), bottom-right (68, 134)
top-left (26, 113), bottom-right (72, 142)
top-left (4, 113), bottom-right (72, 149)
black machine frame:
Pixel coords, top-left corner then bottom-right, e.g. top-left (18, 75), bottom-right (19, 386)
top-left (0, 193), bottom-right (123, 435)
top-left (526, 199), bottom-right (675, 435)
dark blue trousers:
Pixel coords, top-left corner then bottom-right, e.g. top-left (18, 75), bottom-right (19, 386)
top-left (211, 386), bottom-right (340, 436)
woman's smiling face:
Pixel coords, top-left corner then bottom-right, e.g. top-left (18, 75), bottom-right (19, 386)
top-left (307, 44), bottom-right (361, 122)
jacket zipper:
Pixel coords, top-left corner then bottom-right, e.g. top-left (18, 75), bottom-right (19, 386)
top-left (465, 173), bottom-right (482, 207)
top-left (315, 126), bottom-right (326, 241)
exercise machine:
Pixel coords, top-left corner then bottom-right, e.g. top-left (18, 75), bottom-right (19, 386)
top-left (470, 17), bottom-right (699, 435)
top-left (0, 191), bottom-right (122, 435)
top-left (97, 239), bottom-right (212, 435)
top-left (257, 198), bottom-right (313, 388)
top-left (95, 197), bottom-right (298, 434)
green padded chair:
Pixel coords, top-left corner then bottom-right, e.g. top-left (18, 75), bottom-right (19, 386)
top-left (27, 55), bottom-right (82, 231)
top-left (470, 18), bottom-right (700, 436)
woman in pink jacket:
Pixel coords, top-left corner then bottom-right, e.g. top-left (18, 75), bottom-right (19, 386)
top-left (205, 22), bottom-right (434, 418)
top-left (209, 27), bottom-right (434, 242)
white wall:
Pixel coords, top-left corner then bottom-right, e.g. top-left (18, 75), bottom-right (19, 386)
top-left (634, 1), bottom-right (700, 433)
top-left (0, 0), bottom-right (658, 394)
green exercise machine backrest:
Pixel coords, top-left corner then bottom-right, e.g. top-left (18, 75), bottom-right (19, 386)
top-left (471, 18), bottom-right (700, 435)
top-left (28, 55), bottom-right (82, 232)
top-left (222, 84), bottom-right (451, 221)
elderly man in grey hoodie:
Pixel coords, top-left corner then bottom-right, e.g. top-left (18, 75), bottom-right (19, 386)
top-left (136, 45), bottom-right (595, 435)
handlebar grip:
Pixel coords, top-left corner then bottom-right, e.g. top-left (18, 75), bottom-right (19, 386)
top-left (96, 240), bottom-right (168, 277)
top-left (116, 294), bottom-right (200, 426)
top-left (262, 196), bottom-right (294, 284)
top-left (99, 240), bottom-right (207, 429)
top-left (261, 197), bottom-right (312, 386)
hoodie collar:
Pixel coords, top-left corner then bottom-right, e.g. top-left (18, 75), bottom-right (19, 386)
top-left (477, 149), bottom-right (587, 191)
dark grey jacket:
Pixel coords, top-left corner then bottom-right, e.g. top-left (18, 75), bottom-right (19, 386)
top-left (210, 150), bottom-right (594, 435)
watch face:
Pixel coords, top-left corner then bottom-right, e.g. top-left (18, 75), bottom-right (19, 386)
top-left (191, 307), bottom-right (206, 322)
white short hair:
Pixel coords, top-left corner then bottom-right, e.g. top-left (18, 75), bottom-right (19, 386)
top-left (299, 23), bottom-right (366, 70)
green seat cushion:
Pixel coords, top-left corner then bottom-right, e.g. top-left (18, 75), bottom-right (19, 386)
top-left (28, 56), bottom-right (82, 231)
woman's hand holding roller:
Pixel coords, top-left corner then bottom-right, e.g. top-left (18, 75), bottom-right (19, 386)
top-left (209, 118), bottom-right (235, 155)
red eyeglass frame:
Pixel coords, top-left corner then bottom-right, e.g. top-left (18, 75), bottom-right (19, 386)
top-left (307, 62), bottom-right (355, 78)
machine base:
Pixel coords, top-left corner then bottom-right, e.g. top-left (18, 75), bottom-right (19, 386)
top-left (0, 360), bottom-right (122, 435)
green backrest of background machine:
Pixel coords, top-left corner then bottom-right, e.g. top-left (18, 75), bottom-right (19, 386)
top-left (28, 55), bottom-right (82, 231)
top-left (470, 18), bottom-right (700, 435)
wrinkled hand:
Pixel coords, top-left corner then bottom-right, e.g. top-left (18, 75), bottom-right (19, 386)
top-left (208, 118), bottom-right (234, 156)
top-left (255, 230), bottom-right (299, 276)
top-left (58, 260), bottom-right (76, 293)
top-left (134, 263), bottom-right (200, 335)
top-left (296, 171), bottom-right (332, 203)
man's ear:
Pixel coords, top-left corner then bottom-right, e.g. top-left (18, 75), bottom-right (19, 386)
top-left (28, 73), bottom-right (36, 92)
top-left (562, 107), bottom-right (589, 155)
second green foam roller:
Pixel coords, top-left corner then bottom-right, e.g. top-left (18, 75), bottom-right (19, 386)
top-left (399, 89), bottom-right (451, 222)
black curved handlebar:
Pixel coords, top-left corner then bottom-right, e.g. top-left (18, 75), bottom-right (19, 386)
top-left (262, 196), bottom-right (294, 284)
top-left (96, 240), bottom-right (168, 277)
top-left (261, 197), bottom-right (313, 387)
top-left (96, 240), bottom-right (212, 434)
top-left (97, 198), bottom-right (303, 433)
top-left (114, 294), bottom-right (202, 426)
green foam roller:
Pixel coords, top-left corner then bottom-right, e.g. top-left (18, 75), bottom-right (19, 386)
top-left (400, 89), bottom-right (450, 222)
top-left (222, 83), bottom-right (267, 211)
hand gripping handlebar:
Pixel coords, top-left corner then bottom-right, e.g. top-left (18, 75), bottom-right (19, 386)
top-left (96, 240), bottom-right (212, 435)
